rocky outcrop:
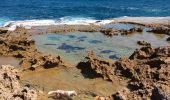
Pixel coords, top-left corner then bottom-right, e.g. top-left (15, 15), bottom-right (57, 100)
top-left (78, 46), bottom-right (170, 99)
top-left (120, 27), bottom-right (143, 35)
top-left (129, 46), bottom-right (170, 59)
top-left (0, 28), bottom-right (8, 34)
top-left (100, 28), bottom-right (119, 36)
top-left (129, 46), bottom-right (156, 59)
top-left (0, 65), bottom-right (37, 100)
top-left (137, 40), bottom-right (151, 46)
top-left (100, 27), bottom-right (143, 36)
top-left (77, 51), bottom-right (114, 81)
top-left (0, 27), bottom-right (63, 70)
top-left (148, 26), bottom-right (170, 35)
top-left (112, 46), bottom-right (170, 99)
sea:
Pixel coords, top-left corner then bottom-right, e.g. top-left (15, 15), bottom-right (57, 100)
top-left (0, 0), bottom-right (170, 26)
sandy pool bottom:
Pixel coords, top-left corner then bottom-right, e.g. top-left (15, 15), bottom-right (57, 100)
top-left (20, 66), bottom-right (127, 100)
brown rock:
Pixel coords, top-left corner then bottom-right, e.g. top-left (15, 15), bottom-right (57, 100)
top-left (0, 27), bottom-right (64, 70)
top-left (77, 51), bottom-right (114, 81)
top-left (0, 65), bottom-right (37, 100)
top-left (137, 40), bottom-right (151, 46)
top-left (100, 28), bottom-right (119, 36)
top-left (0, 28), bottom-right (8, 34)
top-left (148, 27), bottom-right (170, 35)
top-left (129, 46), bottom-right (155, 59)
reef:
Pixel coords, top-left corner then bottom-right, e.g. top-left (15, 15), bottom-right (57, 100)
top-left (0, 65), bottom-right (37, 100)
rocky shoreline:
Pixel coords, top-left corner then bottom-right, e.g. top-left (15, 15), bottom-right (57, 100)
top-left (79, 46), bottom-right (170, 99)
top-left (0, 18), bottom-right (170, 100)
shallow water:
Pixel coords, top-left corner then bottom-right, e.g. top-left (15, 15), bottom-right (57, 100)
top-left (0, 56), bottom-right (20, 67)
top-left (33, 30), bottom-right (169, 64)
top-left (21, 66), bottom-right (126, 100)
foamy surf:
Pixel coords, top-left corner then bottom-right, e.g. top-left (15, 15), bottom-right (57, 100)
top-left (3, 16), bottom-right (170, 31)
top-left (2, 17), bottom-right (114, 31)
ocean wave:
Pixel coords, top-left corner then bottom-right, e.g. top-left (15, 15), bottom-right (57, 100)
top-left (2, 16), bottom-right (114, 31)
top-left (0, 18), bottom-right (9, 26)
top-left (2, 16), bottom-right (170, 31)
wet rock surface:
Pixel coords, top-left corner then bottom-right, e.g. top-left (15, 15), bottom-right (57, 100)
top-left (0, 65), bottom-right (37, 100)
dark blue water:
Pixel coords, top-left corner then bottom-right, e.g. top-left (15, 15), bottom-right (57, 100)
top-left (0, 0), bottom-right (170, 21)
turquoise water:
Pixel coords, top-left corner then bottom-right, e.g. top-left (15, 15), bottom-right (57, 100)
top-left (33, 31), bottom-right (169, 64)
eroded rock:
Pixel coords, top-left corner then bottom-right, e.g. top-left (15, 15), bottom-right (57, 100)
top-left (0, 27), bottom-right (64, 70)
top-left (0, 65), bottom-right (37, 100)
top-left (78, 46), bottom-right (170, 99)
top-left (77, 51), bottom-right (114, 81)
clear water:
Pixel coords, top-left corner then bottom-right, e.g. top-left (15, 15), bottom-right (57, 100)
top-left (0, 0), bottom-right (170, 25)
top-left (33, 31), bottom-right (169, 64)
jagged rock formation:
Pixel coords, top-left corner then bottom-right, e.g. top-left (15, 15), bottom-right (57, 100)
top-left (79, 46), bottom-right (170, 100)
top-left (77, 51), bottom-right (115, 81)
top-left (0, 65), bottom-right (37, 100)
top-left (112, 46), bottom-right (170, 100)
top-left (0, 28), bottom-right (63, 70)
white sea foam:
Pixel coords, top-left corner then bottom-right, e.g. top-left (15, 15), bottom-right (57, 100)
top-left (2, 17), bottom-right (114, 31)
top-left (3, 16), bottom-right (170, 31)
top-left (58, 16), bottom-right (98, 25)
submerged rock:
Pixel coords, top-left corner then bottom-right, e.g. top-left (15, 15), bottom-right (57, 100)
top-left (57, 43), bottom-right (85, 53)
top-left (0, 65), bottom-right (37, 100)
